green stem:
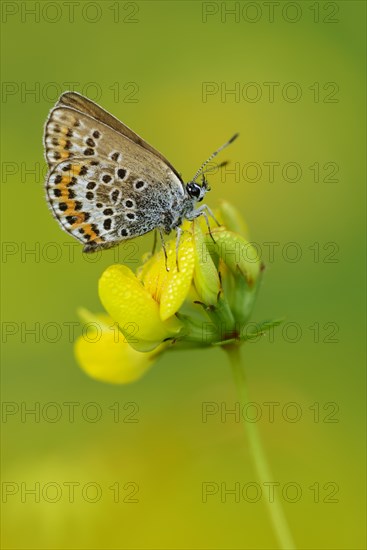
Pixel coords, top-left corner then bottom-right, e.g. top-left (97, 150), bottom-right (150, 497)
top-left (225, 344), bottom-right (296, 550)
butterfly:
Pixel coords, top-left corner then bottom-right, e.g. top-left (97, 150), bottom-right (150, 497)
top-left (44, 92), bottom-right (238, 261)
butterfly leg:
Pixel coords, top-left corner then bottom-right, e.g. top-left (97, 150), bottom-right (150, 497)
top-left (175, 227), bottom-right (182, 272)
top-left (159, 228), bottom-right (170, 272)
top-left (151, 229), bottom-right (158, 256)
top-left (201, 204), bottom-right (221, 227)
top-left (188, 205), bottom-right (220, 243)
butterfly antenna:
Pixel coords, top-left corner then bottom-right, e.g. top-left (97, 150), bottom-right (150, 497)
top-left (191, 133), bottom-right (239, 183)
top-left (202, 160), bottom-right (229, 176)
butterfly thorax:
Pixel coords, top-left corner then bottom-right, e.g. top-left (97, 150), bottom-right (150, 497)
top-left (160, 192), bottom-right (197, 234)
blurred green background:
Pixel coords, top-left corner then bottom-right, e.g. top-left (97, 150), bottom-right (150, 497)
top-left (1, 1), bottom-right (365, 548)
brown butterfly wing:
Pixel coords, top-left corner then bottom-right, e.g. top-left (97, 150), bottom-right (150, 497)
top-left (55, 92), bottom-right (183, 183)
top-left (44, 96), bottom-right (186, 252)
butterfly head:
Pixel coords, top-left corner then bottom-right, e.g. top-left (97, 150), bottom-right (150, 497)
top-left (185, 178), bottom-right (210, 203)
top-left (186, 133), bottom-right (239, 203)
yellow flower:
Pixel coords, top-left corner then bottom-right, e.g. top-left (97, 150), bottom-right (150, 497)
top-left (75, 202), bottom-right (279, 384)
top-left (98, 228), bottom-right (197, 352)
top-left (137, 226), bottom-right (196, 321)
top-left (74, 310), bottom-right (162, 384)
top-left (192, 219), bottom-right (221, 306)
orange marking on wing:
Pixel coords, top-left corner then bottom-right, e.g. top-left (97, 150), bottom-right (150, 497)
top-left (83, 224), bottom-right (102, 242)
top-left (59, 189), bottom-right (69, 199)
top-left (64, 200), bottom-right (77, 214)
top-left (75, 213), bottom-right (88, 224)
top-left (55, 180), bottom-right (71, 198)
top-left (65, 212), bottom-right (92, 227)
top-left (71, 165), bottom-right (82, 175)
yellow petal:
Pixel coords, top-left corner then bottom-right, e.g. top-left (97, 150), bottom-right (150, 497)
top-left (74, 312), bottom-right (161, 383)
top-left (142, 232), bottom-right (195, 321)
top-left (99, 264), bottom-right (181, 351)
top-left (205, 228), bottom-right (261, 285)
top-left (216, 200), bottom-right (249, 239)
top-left (77, 307), bottom-right (111, 328)
top-left (192, 220), bottom-right (220, 305)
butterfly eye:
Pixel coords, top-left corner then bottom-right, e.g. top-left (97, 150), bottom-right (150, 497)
top-left (186, 182), bottom-right (202, 200)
